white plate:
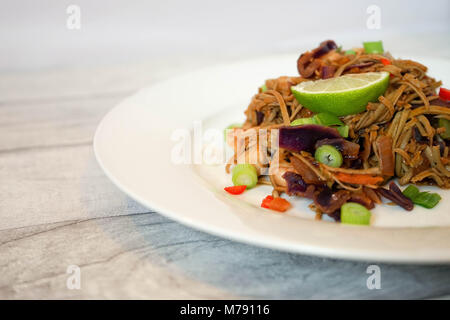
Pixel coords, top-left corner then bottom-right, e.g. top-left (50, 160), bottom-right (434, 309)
top-left (94, 54), bottom-right (450, 264)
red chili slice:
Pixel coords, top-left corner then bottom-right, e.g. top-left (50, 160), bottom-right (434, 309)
top-left (224, 185), bottom-right (247, 195)
top-left (439, 87), bottom-right (450, 102)
top-left (379, 59), bottom-right (394, 78)
top-left (261, 195), bottom-right (274, 208)
top-left (261, 195), bottom-right (291, 212)
top-left (268, 198), bottom-right (292, 212)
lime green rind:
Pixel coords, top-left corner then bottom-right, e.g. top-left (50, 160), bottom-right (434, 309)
top-left (291, 72), bottom-right (390, 116)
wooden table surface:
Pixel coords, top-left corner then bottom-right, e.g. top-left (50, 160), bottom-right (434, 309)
top-left (1, 54), bottom-right (450, 299)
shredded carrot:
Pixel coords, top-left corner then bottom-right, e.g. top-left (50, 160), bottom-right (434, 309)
top-left (333, 172), bottom-right (384, 185)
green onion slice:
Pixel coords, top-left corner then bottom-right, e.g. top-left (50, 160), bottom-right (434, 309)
top-left (313, 113), bottom-right (344, 126)
top-left (336, 125), bottom-right (349, 138)
top-left (402, 185), bottom-right (441, 209)
top-left (290, 117), bottom-right (317, 126)
top-left (402, 185), bottom-right (420, 200)
top-left (224, 123), bottom-right (242, 141)
top-left (314, 145), bottom-right (343, 168)
top-left (345, 49), bottom-right (356, 55)
top-left (363, 41), bottom-right (384, 54)
top-left (413, 192), bottom-right (441, 209)
top-left (290, 115), bottom-right (347, 137)
top-left (341, 202), bottom-right (372, 225)
top-left (261, 84), bottom-right (268, 92)
top-left (232, 164), bottom-right (258, 189)
top-left (438, 118), bottom-right (450, 139)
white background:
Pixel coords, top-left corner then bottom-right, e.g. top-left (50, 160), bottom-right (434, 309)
top-left (1, 0), bottom-right (449, 71)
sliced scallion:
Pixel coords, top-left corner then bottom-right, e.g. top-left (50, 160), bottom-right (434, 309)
top-left (336, 125), bottom-right (349, 138)
top-left (402, 185), bottom-right (441, 209)
top-left (341, 202), bottom-right (371, 225)
top-left (363, 41), bottom-right (384, 54)
top-left (413, 192), bottom-right (441, 209)
top-left (224, 123), bottom-right (242, 141)
top-left (402, 185), bottom-right (420, 200)
top-left (290, 115), bottom-right (347, 137)
top-left (314, 145), bottom-right (343, 168)
top-left (313, 113), bottom-right (344, 126)
top-left (261, 84), bottom-right (268, 92)
top-left (232, 164), bottom-right (258, 189)
top-left (438, 118), bottom-right (450, 140)
top-left (290, 117), bottom-right (317, 126)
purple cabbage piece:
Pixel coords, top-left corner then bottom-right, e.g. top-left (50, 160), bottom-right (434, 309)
top-left (282, 171), bottom-right (307, 194)
top-left (321, 65), bottom-right (336, 79)
top-left (433, 136), bottom-right (446, 156)
top-left (350, 158), bottom-right (363, 169)
top-left (313, 187), bottom-right (350, 214)
top-left (279, 124), bottom-right (341, 153)
top-left (327, 210), bottom-right (341, 222)
top-left (313, 40), bottom-right (338, 58)
top-left (256, 111), bottom-right (264, 125)
top-left (411, 97), bottom-right (449, 109)
top-left (430, 98), bottom-right (450, 108)
top-left (344, 61), bottom-right (375, 71)
top-left (413, 127), bottom-right (429, 144)
top-left (376, 181), bottom-right (414, 211)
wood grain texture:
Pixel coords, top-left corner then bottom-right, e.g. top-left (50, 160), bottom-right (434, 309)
top-left (1, 213), bottom-right (450, 299)
top-left (1, 58), bottom-right (449, 299)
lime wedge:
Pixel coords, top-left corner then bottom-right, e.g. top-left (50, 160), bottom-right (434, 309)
top-left (291, 72), bottom-right (389, 116)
